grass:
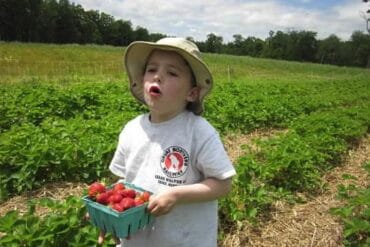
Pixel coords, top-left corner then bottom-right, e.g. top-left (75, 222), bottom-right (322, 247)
top-left (1, 41), bottom-right (369, 85)
top-left (0, 42), bottom-right (124, 83)
top-left (204, 53), bottom-right (369, 84)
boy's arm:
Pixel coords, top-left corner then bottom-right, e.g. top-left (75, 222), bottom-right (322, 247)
top-left (147, 177), bottom-right (232, 216)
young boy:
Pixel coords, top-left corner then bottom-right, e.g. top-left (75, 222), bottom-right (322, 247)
top-left (107, 37), bottom-right (236, 247)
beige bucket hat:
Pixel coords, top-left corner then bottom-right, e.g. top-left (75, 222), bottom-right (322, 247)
top-left (124, 37), bottom-right (213, 115)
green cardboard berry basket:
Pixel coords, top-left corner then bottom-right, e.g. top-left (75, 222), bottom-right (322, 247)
top-left (82, 182), bottom-right (154, 238)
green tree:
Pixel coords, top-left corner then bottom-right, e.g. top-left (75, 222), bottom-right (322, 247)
top-left (231, 34), bottom-right (244, 55)
top-left (244, 36), bottom-right (264, 57)
top-left (55, 0), bottom-right (78, 43)
top-left (98, 12), bottom-right (116, 45)
top-left (120, 20), bottom-right (135, 45)
top-left (71, 4), bottom-right (100, 44)
top-left (149, 33), bottom-right (167, 42)
top-left (37, 0), bottom-right (59, 43)
top-left (0, 0), bottom-right (33, 41)
top-left (262, 31), bottom-right (289, 59)
top-left (134, 26), bottom-right (150, 41)
top-left (82, 10), bottom-right (102, 44)
top-left (114, 20), bottom-right (134, 46)
top-left (349, 31), bottom-right (370, 67)
top-left (205, 33), bottom-right (223, 53)
top-left (27, 0), bottom-right (43, 42)
top-left (286, 31), bottom-right (317, 62)
top-left (317, 34), bottom-right (342, 65)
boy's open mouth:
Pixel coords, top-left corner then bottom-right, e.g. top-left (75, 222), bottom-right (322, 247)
top-left (149, 85), bottom-right (161, 96)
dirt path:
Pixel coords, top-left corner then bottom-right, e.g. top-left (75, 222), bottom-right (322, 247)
top-left (0, 182), bottom-right (87, 217)
top-left (221, 133), bottom-right (370, 247)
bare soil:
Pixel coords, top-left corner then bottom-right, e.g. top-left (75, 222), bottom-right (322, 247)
top-left (0, 130), bottom-right (369, 247)
top-left (0, 182), bottom-right (87, 217)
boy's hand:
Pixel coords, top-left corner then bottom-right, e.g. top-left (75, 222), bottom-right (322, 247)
top-left (147, 178), bottom-right (233, 217)
top-left (147, 190), bottom-right (178, 216)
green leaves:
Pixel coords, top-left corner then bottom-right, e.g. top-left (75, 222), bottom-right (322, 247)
top-left (331, 164), bottom-right (370, 246)
top-left (0, 196), bottom-right (110, 247)
top-left (219, 101), bottom-right (370, 227)
top-left (0, 82), bottom-right (143, 201)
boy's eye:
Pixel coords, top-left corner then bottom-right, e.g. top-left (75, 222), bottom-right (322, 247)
top-left (146, 67), bottom-right (157, 73)
top-left (168, 71), bottom-right (178, 77)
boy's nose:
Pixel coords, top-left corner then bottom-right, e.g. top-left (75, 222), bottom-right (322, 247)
top-left (153, 73), bottom-right (161, 82)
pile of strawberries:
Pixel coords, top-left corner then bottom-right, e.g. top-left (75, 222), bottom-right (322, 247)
top-left (88, 182), bottom-right (150, 212)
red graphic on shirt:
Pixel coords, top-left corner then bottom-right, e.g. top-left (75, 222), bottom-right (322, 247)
top-left (164, 152), bottom-right (184, 172)
top-left (160, 146), bottom-right (189, 178)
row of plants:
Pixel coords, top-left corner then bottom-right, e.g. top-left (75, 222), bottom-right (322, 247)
top-left (1, 78), bottom-right (368, 201)
top-left (1, 76), bottom-right (369, 199)
top-left (1, 111), bottom-right (368, 246)
top-left (0, 82), bottom-right (144, 133)
top-left (220, 106), bottom-right (370, 224)
top-left (205, 77), bottom-right (370, 133)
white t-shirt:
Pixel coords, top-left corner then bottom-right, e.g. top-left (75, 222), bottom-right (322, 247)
top-left (109, 111), bottom-right (236, 247)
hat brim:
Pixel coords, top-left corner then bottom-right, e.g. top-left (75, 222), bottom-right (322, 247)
top-left (124, 41), bottom-right (213, 115)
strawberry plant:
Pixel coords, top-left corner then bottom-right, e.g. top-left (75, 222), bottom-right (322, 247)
top-left (220, 105), bottom-right (370, 225)
top-left (0, 196), bottom-right (115, 246)
top-left (330, 163), bottom-right (370, 247)
top-left (220, 155), bottom-right (274, 222)
top-left (0, 82), bottom-right (147, 201)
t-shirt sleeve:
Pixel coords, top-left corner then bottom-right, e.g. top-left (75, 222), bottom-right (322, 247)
top-left (109, 128), bottom-right (127, 178)
top-left (196, 131), bottom-right (236, 180)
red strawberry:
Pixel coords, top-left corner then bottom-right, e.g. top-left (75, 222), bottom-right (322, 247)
top-left (140, 191), bottom-right (151, 202)
top-left (108, 193), bottom-right (123, 204)
top-left (112, 203), bottom-right (124, 212)
top-left (134, 198), bottom-right (144, 206)
top-left (113, 183), bottom-right (125, 192)
top-left (105, 189), bottom-right (114, 197)
top-left (96, 192), bottom-right (109, 205)
top-left (121, 189), bottom-right (136, 198)
top-left (120, 197), bottom-right (135, 210)
top-left (88, 182), bottom-right (106, 199)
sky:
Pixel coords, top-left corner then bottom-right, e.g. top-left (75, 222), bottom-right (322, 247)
top-left (71, 0), bottom-right (370, 42)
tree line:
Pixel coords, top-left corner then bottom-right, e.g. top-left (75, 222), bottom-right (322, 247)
top-left (1, 0), bottom-right (369, 68)
top-left (200, 31), bottom-right (370, 68)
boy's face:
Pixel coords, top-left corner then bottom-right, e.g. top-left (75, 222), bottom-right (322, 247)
top-left (142, 50), bottom-right (198, 122)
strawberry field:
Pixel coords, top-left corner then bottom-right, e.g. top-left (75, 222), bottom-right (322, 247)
top-left (0, 42), bottom-right (369, 246)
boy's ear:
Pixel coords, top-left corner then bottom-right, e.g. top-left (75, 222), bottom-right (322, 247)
top-left (187, 86), bottom-right (200, 102)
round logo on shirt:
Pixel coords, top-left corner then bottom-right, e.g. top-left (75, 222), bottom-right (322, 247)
top-left (160, 146), bottom-right (189, 178)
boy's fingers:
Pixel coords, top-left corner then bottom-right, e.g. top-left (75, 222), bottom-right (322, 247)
top-left (98, 231), bottom-right (105, 245)
top-left (84, 212), bottom-right (90, 221)
top-left (98, 231), bottom-right (120, 245)
top-left (147, 197), bottom-right (157, 213)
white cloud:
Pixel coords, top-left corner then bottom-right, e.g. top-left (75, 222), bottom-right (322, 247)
top-left (71, 0), bottom-right (368, 42)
